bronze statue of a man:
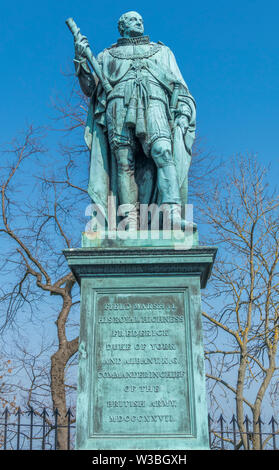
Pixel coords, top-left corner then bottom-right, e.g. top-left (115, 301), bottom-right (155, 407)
top-left (73, 11), bottom-right (196, 230)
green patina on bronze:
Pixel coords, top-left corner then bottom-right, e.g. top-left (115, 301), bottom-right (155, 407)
top-left (64, 240), bottom-right (216, 450)
top-left (65, 11), bottom-right (216, 450)
top-left (68, 11), bottom-right (196, 230)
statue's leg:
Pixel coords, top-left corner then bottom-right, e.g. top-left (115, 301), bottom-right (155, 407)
top-left (142, 101), bottom-right (180, 204)
top-left (141, 100), bottom-right (196, 232)
top-left (114, 146), bottom-right (138, 231)
top-left (150, 138), bottom-right (181, 204)
top-left (106, 98), bottom-right (138, 230)
top-left (150, 138), bottom-right (196, 231)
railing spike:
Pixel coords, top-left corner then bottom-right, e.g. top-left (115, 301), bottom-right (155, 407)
top-left (53, 407), bottom-right (60, 417)
top-left (218, 413), bottom-right (226, 423)
top-left (256, 415), bottom-right (264, 425)
top-left (65, 407), bottom-right (74, 418)
top-left (243, 414), bottom-right (252, 425)
top-left (269, 415), bottom-right (278, 426)
top-left (15, 406), bottom-right (22, 416)
top-left (2, 406), bottom-right (10, 416)
top-left (40, 407), bottom-right (49, 418)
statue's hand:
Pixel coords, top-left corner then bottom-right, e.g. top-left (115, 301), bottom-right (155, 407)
top-left (175, 115), bottom-right (189, 134)
top-left (74, 34), bottom-right (90, 60)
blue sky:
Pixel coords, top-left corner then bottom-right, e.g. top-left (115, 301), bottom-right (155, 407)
top-left (1, 0), bottom-right (279, 175)
top-left (1, 0), bottom-right (278, 417)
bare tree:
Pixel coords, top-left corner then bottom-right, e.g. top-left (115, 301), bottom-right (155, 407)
top-left (0, 71), bottom-right (220, 448)
top-left (202, 154), bottom-right (279, 449)
top-left (0, 125), bottom-right (88, 448)
top-left (0, 356), bottom-right (16, 410)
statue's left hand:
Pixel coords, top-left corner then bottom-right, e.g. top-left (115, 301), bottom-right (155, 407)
top-left (175, 115), bottom-right (189, 134)
top-left (75, 34), bottom-right (90, 60)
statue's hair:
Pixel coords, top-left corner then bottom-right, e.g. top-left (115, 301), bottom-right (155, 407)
top-left (118, 11), bottom-right (142, 37)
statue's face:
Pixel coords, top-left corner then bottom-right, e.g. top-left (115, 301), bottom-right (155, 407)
top-left (121, 12), bottom-right (144, 38)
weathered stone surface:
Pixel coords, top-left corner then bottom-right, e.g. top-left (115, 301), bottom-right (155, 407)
top-left (82, 229), bottom-right (199, 248)
top-left (64, 242), bottom-right (216, 449)
top-left (93, 291), bottom-right (192, 435)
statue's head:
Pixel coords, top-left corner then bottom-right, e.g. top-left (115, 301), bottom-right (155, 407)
top-left (118, 11), bottom-right (144, 38)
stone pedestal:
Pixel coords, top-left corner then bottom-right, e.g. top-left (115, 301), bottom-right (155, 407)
top-left (64, 233), bottom-right (216, 450)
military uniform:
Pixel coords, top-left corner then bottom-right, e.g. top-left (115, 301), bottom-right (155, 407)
top-left (75, 35), bottom-right (196, 224)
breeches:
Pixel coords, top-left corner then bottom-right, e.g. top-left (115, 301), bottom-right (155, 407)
top-left (106, 98), bottom-right (180, 205)
top-left (106, 97), bottom-right (172, 157)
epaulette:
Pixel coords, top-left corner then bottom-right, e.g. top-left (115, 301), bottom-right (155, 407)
top-left (157, 41), bottom-right (165, 45)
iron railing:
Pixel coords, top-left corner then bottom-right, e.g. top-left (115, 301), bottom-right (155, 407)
top-left (0, 407), bottom-right (75, 450)
top-left (208, 414), bottom-right (278, 450)
top-left (0, 407), bottom-right (278, 450)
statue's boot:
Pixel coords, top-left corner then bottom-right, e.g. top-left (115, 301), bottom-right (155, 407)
top-left (157, 165), bottom-right (197, 232)
top-left (116, 150), bottom-right (138, 231)
top-left (118, 203), bottom-right (138, 231)
top-left (166, 204), bottom-right (197, 232)
top-left (125, 204), bottom-right (138, 231)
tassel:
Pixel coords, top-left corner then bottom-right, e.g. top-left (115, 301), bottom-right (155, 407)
top-left (126, 97), bottom-right (137, 127)
top-left (136, 105), bottom-right (146, 137)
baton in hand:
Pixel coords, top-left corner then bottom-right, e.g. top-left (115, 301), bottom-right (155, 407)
top-left (66, 17), bottom-right (112, 94)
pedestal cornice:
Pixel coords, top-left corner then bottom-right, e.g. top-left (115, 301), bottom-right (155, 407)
top-left (63, 245), bottom-right (217, 288)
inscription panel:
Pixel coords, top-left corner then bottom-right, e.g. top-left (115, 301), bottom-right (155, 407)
top-left (91, 290), bottom-right (193, 436)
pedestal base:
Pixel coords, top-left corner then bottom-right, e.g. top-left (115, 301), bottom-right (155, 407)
top-left (64, 233), bottom-right (216, 450)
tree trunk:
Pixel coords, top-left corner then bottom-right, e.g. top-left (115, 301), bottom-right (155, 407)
top-left (50, 350), bottom-right (68, 449)
top-left (50, 283), bottom-right (78, 450)
top-left (236, 352), bottom-right (248, 449)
